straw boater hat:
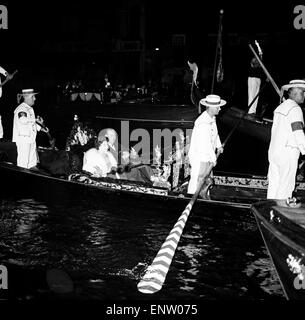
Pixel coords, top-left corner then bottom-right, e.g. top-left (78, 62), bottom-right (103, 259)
top-left (200, 94), bottom-right (226, 107)
top-left (281, 80), bottom-right (305, 91)
top-left (17, 88), bottom-right (39, 103)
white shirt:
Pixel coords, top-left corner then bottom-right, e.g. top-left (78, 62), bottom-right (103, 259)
top-left (269, 98), bottom-right (305, 164)
top-left (188, 110), bottom-right (222, 164)
top-left (83, 142), bottom-right (118, 177)
top-left (12, 102), bottom-right (40, 143)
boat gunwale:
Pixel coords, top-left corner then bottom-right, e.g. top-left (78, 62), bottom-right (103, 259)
top-left (0, 161), bottom-right (250, 209)
top-left (251, 203), bottom-right (305, 256)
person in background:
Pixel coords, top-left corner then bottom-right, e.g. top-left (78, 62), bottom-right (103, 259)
top-left (247, 57), bottom-right (264, 115)
top-left (12, 89), bottom-right (46, 169)
top-left (267, 80), bottom-right (305, 207)
top-left (0, 65), bottom-right (9, 139)
top-left (187, 94), bottom-right (225, 198)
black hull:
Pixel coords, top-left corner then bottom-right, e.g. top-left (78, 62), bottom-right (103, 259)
top-left (219, 107), bottom-right (272, 143)
top-left (0, 162), bottom-right (251, 216)
top-left (252, 201), bottom-right (305, 299)
top-left (2, 158), bottom-right (305, 215)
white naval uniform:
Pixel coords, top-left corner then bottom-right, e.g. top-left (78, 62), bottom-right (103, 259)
top-left (12, 102), bottom-right (40, 168)
top-left (0, 65), bottom-right (7, 139)
top-left (267, 98), bottom-right (305, 199)
top-left (187, 111), bottom-right (222, 194)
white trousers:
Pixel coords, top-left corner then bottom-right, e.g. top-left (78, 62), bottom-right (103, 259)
top-left (188, 161), bottom-right (212, 194)
top-left (16, 142), bottom-right (38, 169)
top-left (248, 77), bottom-right (261, 114)
top-left (267, 148), bottom-right (299, 200)
top-left (0, 115), bottom-right (3, 139)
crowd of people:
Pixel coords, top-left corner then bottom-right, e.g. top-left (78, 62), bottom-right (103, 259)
top-left (57, 70), bottom-right (192, 104)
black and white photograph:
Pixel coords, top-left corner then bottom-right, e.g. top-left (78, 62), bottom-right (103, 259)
top-left (1, 0), bottom-right (305, 312)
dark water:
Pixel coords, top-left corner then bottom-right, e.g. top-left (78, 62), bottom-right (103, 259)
top-left (0, 100), bottom-right (284, 302)
top-left (0, 192), bottom-right (284, 301)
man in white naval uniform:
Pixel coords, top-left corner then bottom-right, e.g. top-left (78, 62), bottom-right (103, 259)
top-left (12, 89), bottom-right (42, 169)
top-left (187, 94), bottom-right (225, 197)
top-left (0, 65), bottom-right (9, 139)
top-left (267, 80), bottom-right (305, 204)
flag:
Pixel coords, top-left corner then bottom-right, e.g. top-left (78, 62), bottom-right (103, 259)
top-left (216, 19), bottom-right (224, 83)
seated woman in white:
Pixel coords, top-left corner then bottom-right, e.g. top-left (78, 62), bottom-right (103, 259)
top-left (82, 139), bottom-right (118, 178)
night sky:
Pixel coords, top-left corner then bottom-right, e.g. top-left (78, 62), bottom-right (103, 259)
top-left (1, 1), bottom-right (305, 89)
top-left (2, 1), bottom-right (302, 46)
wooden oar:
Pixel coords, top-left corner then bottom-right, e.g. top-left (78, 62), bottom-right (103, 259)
top-left (0, 70), bottom-right (18, 87)
top-left (137, 149), bottom-right (222, 294)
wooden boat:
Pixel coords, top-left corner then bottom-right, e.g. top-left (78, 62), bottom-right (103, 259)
top-left (2, 143), bottom-right (305, 214)
top-left (219, 106), bottom-right (272, 143)
top-left (0, 160), bottom-right (248, 212)
top-left (251, 200), bottom-right (305, 299)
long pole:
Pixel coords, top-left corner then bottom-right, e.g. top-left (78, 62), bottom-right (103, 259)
top-left (249, 44), bottom-right (281, 97)
top-left (0, 70), bottom-right (18, 87)
top-left (211, 10), bottom-right (223, 93)
top-left (137, 149), bottom-right (222, 294)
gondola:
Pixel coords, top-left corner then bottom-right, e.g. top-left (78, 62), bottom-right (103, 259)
top-left (219, 106), bottom-right (272, 143)
top-left (0, 160), bottom-right (249, 213)
top-left (2, 145), bottom-right (305, 214)
top-left (251, 200), bottom-right (305, 299)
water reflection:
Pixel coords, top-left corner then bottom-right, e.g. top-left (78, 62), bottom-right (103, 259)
top-left (0, 196), bottom-right (284, 300)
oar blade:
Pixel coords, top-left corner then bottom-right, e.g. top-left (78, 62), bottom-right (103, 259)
top-left (137, 268), bottom-right (164, 294)
top-left (137, 205), bottom-right (193, 294)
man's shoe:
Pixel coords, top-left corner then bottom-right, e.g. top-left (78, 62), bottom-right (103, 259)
top-left (275, 197), bottom-right (302, 208)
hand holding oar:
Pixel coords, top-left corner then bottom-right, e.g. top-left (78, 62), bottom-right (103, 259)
top-left (137, 149), bottom-right (222, 294)
top-left (0, 70), bottom-right (18, 88)
top-left (36, 116), bottom-right (56, 149)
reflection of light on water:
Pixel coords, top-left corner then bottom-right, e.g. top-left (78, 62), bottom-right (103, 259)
top-left (0, 198), bottom-right (48, 238)
top-left (109, 262), bottom-right (148, 280)
top-left (16, 213), bottom-right (38, 234)
top-left (13, 200), bottom-right (48, 236)
top-left (243, 253), bottom-right (284, 297)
